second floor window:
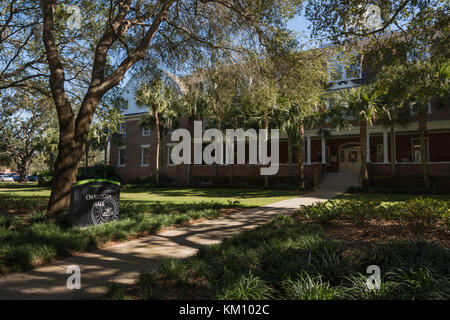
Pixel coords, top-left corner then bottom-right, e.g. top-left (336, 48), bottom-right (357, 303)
top-left (119, 123), bottom-right (127, 137)
top-left (328, 58), bottom-right (361, 82)
top-left (142, 127), bottom-right (150, 136)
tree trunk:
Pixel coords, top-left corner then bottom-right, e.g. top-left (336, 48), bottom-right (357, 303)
top-left (16, 158), bottom-right (29, 183)
top-left (390, 124), bottom-right (396, 175)
top-left (41, 0), bottom-right (172, 214)
top-left (47, 128), bottom-right (83, 214)
top-left (418, 109), bottom-right (429, 188)
top-left (360, 120), bottom-right (369, 187)
top-left (298, 122), bottom-right (305, 189)
top-left (155, 110), bottom-right (160, 184)
top-left (85, 143), bottom-right (90, 167)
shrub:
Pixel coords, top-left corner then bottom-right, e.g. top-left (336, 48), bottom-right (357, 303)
top-left (37, 171), bottom-right (52, 187)
top-left (344, 274), bottom-right (401, 300)
top-left (297, 197), bottom-right (449, 232)
top-left (371, 175), bottom-right (450, 190)
top-left (77, 165), bottom-right (122, 183)
top-left (217, 272), bottom-right (273, 300)
top-left (282, 272), bottom-right (344, 300)
top-left (137, 271), bottom-right (161, 299)
top-left (159, 259), bottom-right (187, 283)
top-left (389, 197), bottom-right (449, 232)
top-left (105, 282), bottom-right (130, 300)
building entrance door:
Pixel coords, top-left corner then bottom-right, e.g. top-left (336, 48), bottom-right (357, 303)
top-left (339, 143), bottom-right (362, 173)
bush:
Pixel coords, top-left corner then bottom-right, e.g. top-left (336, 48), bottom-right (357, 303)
top-left (297, 197), bottom-right (449, 232)
top-left (105, 282), bottom-right (130, 300)
top-left (217, 272), bottom-right (274, 300)
top-left (371, 175), bottom-right (450, 190)
top-left (282, 272), bottom-right (344, 300)
top-left (159, 259), bottom-right (187, 283)
top-left (37, 170), bottom-right (53, 187)
top-left (129, 216), bottom-right (450, 300)
top-left (77, 165), bottom-right (122, 183)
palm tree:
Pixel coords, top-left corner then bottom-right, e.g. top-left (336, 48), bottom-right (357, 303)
top-left (136, 78), bottom-right (176, 184)
top-left (378, 59), bottom-right (449, 187)
top-left (376, 92), bottom-right (411, 175)
top-left (335, 85), bottom-right (380, 187)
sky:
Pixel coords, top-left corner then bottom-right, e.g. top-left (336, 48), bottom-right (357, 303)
top-left (287, 14), bottom-right (312, 39)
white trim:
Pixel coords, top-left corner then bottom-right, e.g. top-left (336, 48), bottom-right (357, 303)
top-left (304, 120), bottom-right (450, 137)
top-left (117, 146), bottom-right (126, 167)
top-left (306, 136), bottom-right (312, 164)
top-left (142, 127), bottom-right (151, 136)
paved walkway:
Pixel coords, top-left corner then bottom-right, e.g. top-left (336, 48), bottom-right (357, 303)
top-left (0, 190), bottom-right (340, 300)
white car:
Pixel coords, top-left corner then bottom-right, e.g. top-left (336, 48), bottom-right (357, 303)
top-left (0, 175), bottom-right (14, 182)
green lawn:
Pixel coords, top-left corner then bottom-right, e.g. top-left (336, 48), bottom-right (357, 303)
top-left (0, 183), bottom-right (301, 208)
top-left (0, 183), bottom-right (301, 275)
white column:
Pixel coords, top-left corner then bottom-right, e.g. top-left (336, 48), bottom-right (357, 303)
top-left (383, 131), bottom-right (389, 164)
top-left (306, 136), bottom-right (312, 164)
top-left (366, 131), bottom-right (371, 163)
top-left (321, 136), bottom-right (326, 164)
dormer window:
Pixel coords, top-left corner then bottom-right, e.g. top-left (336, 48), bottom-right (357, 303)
top-left (327, 59), bottom-right (361, 82)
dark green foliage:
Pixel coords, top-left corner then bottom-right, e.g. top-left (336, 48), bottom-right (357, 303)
top-left (297, 197), bottom-right (449, 231)
top-left (0, 200), bottom-right (229, 275)
top-left (105, 282), bottom-right (131, 300)
top-left (77, 165), bottom-right (122, 183)
top-left (132, 215), bottom-right (450, 300)
top-left (37, 171), bottom-right (53, 187)
top-left (371, 175), bottom-right (450, 190)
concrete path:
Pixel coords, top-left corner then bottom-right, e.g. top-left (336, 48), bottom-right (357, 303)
top-left (0, 190), bottom-right (340, 300)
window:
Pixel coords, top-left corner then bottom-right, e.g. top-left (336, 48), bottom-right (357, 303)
top-left (167, 145), bottom-right (175, 166)
top-left (376, 144), bottom-right (384, 163)
top-left (327, 55), bottom-right (361, 82)
top-left (328, 63), bottom-right (344, 82)
top-left (118, 147), bottom-right (126, 167)
top-left (411, 138), bottom-right (429, 162)
top-left (119, 123), bottom-right (126, 137)
top-left (141, 145), bottom-right (150, 166)
top-left (142, 127), bottom-right (150, 136)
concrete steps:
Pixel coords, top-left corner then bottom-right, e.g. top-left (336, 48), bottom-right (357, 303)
top-left (318, 172), bottom-right (360, 191)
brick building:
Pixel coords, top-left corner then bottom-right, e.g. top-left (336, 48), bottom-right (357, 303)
top-left (111, 48), bottom-right (450, 188)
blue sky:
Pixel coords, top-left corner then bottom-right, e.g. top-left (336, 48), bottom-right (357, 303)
top-left (287, 14), bottom-right (312, 38)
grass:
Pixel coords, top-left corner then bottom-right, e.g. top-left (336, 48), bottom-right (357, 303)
top-left (0, 182), bottom-right (300, 208)
top-left (118, 214), bottom-right (450, 300)
top-left (0, 183), bottom-right (299, 275)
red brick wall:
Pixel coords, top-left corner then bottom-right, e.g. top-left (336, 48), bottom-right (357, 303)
top-left (111, 118), bottom-right (450, 183)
